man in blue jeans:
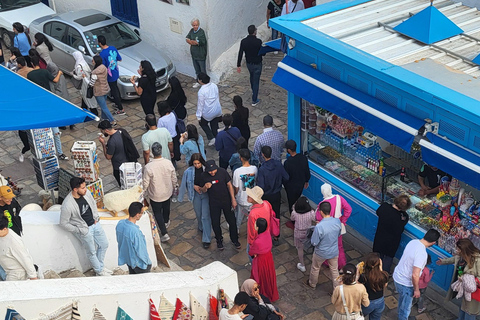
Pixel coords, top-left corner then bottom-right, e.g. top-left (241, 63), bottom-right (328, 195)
top-left (237, 25), bottom-right (265, 107)
top-left (393, 229), bottom-right (440, 320)
top-left (60, 177), bottom-right (111, 276)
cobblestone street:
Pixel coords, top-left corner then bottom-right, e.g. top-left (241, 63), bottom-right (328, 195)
top-left (0, 52), bottom-right (458, 319)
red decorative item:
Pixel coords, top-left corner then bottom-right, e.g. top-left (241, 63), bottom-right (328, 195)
top-left (149, 299), bottom-right (161, 320)
top-left (209, 294), bottom-right (219, 320)
top-left (173, 298), bottom-right (192, 320)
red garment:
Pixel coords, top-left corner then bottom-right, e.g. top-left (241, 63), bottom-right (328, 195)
top-left (249, 231), bottom-right (279, 302)
top-left (149, 299), bottom-right (161, 320)
top-left (247, 201), bottom-right (273, 245)
top-left (209, 294), bottom-right (219, 320)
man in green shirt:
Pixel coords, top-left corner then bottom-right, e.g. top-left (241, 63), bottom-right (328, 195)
top-left (185, 18), bottom-right (207, 88)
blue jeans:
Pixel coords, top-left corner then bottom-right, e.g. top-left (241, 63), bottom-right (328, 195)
top-left (272, 28), bottom-right (280, 40)
top-left (458, 309), bottom-right (478, 320)
top-left (246, 62), bottom-right (262, 103)
top-left (75, 223), bottom-right (109, 274)
top-left (51, 127), bottom-right (63, 154)
top-left (193, 192), bottom-right (211, 243)
top-left (235, 204), bottom-right (250, 233)
top-left (362, 296), bottom-right (385, 320)
top-left (394, 281), bottom-right (414, 320)
top-left (95, 95), bottom-right (114, 122)
top-left (192, 58), bottom-right (206, 78)
top-left (0, 265), bottom-right (6, 281)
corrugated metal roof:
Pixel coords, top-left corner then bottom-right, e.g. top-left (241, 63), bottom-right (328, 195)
top-left (302, 0), bottom-right (480, 77)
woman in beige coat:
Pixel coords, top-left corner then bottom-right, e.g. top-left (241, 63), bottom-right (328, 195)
top-left (437, 238), bottom-right (480, 320)
top-left (90, 55), bottom-right (115, 124)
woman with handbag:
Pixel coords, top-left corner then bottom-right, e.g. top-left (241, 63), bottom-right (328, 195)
top-left (437, 238), bottom-right (480, 320)
top-left (331, 264), bottom-right (370, 320)
top-left (249, 218), bottom-right (279, 302)
top-left (241, 279), bottom-right (284, 320)
top-left (358, 253), bottom-right (389, 320)
top-left (90, 55), bottom-right (115, 125)
top-left (179, 124), bottom-right (206, 164)
top-left (72, 51), bottom-right (98, 115)
top-left (315, 183), bottom-right (352, 269)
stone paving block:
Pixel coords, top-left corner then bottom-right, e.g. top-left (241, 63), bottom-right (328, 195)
top-left (229, 250), bottom-right (250, 266)
top-left (416, 313), bottom-right (434, 320)
top-left (298, 311), bottom-right (327, 320)
top-left (385, 295), bottom-right (398, 309)
top-left (170, 242), bottom-right (193, 256)
top-left (324, 304), bottom-right (336, 316)
top-left (276, 265), bottom-right (287, 276)
top-left (183, 251), bottom-right (204, 265)
top-left (346, 250), bottom-right (362, 259)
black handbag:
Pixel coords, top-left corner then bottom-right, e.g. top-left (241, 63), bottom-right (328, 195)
top-left (86, 85), bottom-right (94, 99)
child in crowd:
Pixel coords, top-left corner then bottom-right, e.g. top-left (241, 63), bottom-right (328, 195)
top-left (290, 196), bottom-right (316, 272)
top-left (219, 292), bottom-right (250, 320)
top-left (415, 254), bottom-right (434, 313)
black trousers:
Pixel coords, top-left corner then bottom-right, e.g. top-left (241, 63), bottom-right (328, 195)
top-left (151, 198), bottom-right (171, 235)
top-left (219, 156), bottom-right (229, 170)
top-left (285, 185), bottom-right (303, 214)
top-left (108, 81), bottom-right (123, 110)
top-left (128, 264), bottom-right (152, 274)
top-left (263, 192), bottom-right (282, 235)
top-left (18, 130), bottom-right (30, 154)
top-left (199, 116), bottom-right (221, 140)
top-left (210, 202), bottom-right (238, 243)
top-left (113, 169), bottom-right (121, 187)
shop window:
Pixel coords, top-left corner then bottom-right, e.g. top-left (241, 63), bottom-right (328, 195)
top-left (110, 0), bottom-right (139, 27)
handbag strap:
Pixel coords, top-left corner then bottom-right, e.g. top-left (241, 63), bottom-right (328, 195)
top-left (335, 195), bottom-right (342, 219)
top-left (339, 285), bottom-right (352, 319)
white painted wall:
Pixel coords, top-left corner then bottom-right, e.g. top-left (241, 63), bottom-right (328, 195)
top-left (0, 261), bottom-right (238, 319)
top-left (53, 0), bottom-right (269, 81)
top-left (19, 210), bottom-right (157, 273)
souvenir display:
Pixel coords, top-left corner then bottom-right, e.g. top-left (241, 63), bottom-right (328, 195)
top-left (28, 128), bottom-right (56, 159)
top-left (32, 156), bottom-right (59, 190)
top-left (87, 179), bottom-right (104, 203)
top-left (119, 162), bottom-right (142, 190)
top-left (71, 141), bottom-right (100, 183)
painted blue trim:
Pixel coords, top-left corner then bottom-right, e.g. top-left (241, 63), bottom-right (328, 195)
top-left (287, 92), bottom-right (301, 145)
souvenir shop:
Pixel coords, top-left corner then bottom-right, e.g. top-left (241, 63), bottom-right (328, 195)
top-left (270, 0), bottom-right (480, 291)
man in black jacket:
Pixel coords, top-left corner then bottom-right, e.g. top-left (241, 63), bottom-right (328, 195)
top-left (237, 25), bottom-right (265, 107)
top-left (283, 140), bottom-right (310, 214)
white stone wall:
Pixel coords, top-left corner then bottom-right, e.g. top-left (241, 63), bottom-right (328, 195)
top-left (52, 0), bottom-right (269, 81)
top-left (0, 261), bottom-right (238, 319)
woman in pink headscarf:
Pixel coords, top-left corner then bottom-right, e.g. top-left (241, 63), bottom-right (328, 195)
top-left (315, 183), bottom-right (352, 269)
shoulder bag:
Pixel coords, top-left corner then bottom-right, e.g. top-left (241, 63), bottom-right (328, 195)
top-left (340, 285), bottom-right (364, 320)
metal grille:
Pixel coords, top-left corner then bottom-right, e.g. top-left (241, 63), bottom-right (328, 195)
top-left (473, 135), bottom-right (480, 150)
top-left (320, 62), bottom-right (341, 80)
top-left (375, 88), bottom-right (398, 107)
top-left (405, 102), bottom-right (431, 120)
top-left (439, 119), bottom-right (466, 142)
top-left (347, 74), bottom-right (369, 93)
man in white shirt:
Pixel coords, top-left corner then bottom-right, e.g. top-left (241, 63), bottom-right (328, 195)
top-left (219, 292), bottom-right (250, 320)
top-left (393, 229), bottom-right (440, 320)
top-left (232, 149), bottom-right (258, 233)
top-left (0, 216), bottom-right (37, 281)
top-left (281, 0), bottom-right (305, 15)
top-left (196, 72), bottom-right (222, 147)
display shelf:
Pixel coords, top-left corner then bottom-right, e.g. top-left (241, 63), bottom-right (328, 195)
top-left (71, 141), bottom-right (100, 183)
top-left (32, 156), bottom-right (59, 190)
top-left (87, 179), bottom-right (104, 202)
top-left (119, 162), bottom-right (142, 190)
top-left (28, 128), bottom-right (56, 160)
top-left (58, 168), bottom-right (76, 200)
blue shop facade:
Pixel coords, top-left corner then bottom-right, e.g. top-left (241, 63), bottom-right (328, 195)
top-left (270, 0), bottom-right (480, 291)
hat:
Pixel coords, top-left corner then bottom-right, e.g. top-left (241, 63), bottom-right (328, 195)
top-left (0, 186), bottom-right (15, 199)
top-left (246, 186), bottom-right (264, 204)
top-left (205, 160), bottom-right (218, 172)
top-left (294, 196), bottom-right (312, 214)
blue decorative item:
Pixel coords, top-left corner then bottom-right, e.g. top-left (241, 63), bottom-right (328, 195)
top-left (393, 5), bottom-right (463, 44)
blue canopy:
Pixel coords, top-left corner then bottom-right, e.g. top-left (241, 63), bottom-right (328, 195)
top-left (421, 133), bottom-right (480, 190)
top-left (272, 56), bottom-right (424, 151)
top-left (259, 39), bottom-right (282, 55)
top-left (0, 66), bottom-right (98, 130)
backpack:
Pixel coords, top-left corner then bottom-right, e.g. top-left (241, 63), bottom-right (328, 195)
top-left (119, 129), bottom-right (140, 162)
top-left (173, 111), bottom-right (186, 134)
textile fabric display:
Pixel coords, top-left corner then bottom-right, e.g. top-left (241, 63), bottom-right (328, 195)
top-left (72, 302), bottom-right (81, 320)
top-left (159, 294), bottom-right (175, 320)
top-left (149, 299), bottom-right (161, 320)
top-left (91, 308), bottom-right (106, 320)
top-left (173, 298), bottom-right (192, 320)
top-left (115, 307), bottom-right (133, 320)
top-left (223, 292), bottom-right (234, 309)
top-left (4, 308), bottom-right (25, 320)
top-left (190, 293), bottom-right (208, 320)
top-left (34, 303), bottom-right (74, 320)
top-left (209, 294), bottom-right (219, 320)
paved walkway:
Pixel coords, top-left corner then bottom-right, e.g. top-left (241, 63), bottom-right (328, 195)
top-left (0, 52), bottom-right (458, 319)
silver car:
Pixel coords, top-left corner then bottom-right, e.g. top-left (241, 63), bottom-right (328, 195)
top-left (29, 9), bottom-right (176, 99)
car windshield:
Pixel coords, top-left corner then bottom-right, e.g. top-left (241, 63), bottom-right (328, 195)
top-left (84, 22), bottom-right (141, 54)
top-left (0, 0), bottom-right (39, 11)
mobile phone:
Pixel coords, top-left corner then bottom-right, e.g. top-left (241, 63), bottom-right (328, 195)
top-left (243, 315), bottom-right (254, 320)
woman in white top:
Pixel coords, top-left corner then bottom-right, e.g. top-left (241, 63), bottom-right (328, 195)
top-left (157, 101), bottom-right (180, 163)
top-left (72, 51), bottom-right (98, 112)
top-left (196, 72), bottom-right (222, 146)
top-left (33, 33), bottom-right (53, 64)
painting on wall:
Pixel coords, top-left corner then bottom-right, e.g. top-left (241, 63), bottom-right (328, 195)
top-left (176, 0), bottom-right (190, 4)
top-left (159, 0), bottom-right (173, 4)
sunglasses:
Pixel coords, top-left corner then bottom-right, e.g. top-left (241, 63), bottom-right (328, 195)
top-left (254, 286), bottom-right (260, 291)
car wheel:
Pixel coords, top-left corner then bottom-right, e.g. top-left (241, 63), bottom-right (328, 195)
top-left (1, 29), bottom-right (13, 49)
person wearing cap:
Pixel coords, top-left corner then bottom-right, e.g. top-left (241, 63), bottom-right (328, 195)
top-left (98, 120), bottom-right (128, 187)
top-left (290, 196), bottom-right (316, 272)
top-left (0, 216), bottom-right (37, 281)
top-left (253, 115), bottom-right (285, 164)
top-left (283, 140), bottom-right (310, 215)
top-left (0, 186), bottom-right (22, 236)
top-left (246, 186), bottom-right (275, 253)
top-left (200, 159), bottom-right (240, 250)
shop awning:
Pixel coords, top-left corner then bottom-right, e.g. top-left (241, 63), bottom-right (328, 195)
top-left (420, 133), bottom-right (480, 189)
top-left (259, 39), bottom-right (281, 55)
top-left (0, 67), bottom-right (98, 131)
top-left (272, 56), bottom-right (424, 151)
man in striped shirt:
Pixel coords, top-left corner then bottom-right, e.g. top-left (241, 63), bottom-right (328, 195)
top-left (253, 115), bottom-right (285, 164)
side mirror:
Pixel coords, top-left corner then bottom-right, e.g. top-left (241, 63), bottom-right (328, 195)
top-left (134, 29), bottom-right (140, 37)
top-left (78, 45), bottom-right (86, 54)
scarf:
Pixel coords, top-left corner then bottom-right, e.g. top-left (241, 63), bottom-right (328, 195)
top-left (249, 231), bottom-right (273, 256)
top-left (72, 51), bottom-right (91, 73)
top-left (321, 183), bottom-right (335, 200)
top-left (240, 279), bottom-right (257, 296)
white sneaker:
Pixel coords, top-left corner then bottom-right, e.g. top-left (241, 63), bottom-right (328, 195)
top-left (96, 270), bottom-right (112, 276)
top-left (103, 267), bottom-right (113, 274)
top-left (36, 265), bottom-right (44, 279)
top-left (160, 234), bottom-right (170, 242)
top-left (297, 263), bottom-right (306, 272)
top-left (208, 138), bottom-right (216, 146)
top-left (165, 220), bottom-right (171, 229)
top-left (19, 154), bottom-right (24, 163)
top-left (192, 82), bottom-right (200, 88)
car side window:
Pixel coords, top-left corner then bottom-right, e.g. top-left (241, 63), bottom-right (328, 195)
top-left (65, 26), bottom-right (86, 50)
top-left (43, 21), bottom-right (67, 42)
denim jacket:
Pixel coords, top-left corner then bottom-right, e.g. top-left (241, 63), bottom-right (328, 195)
top-left (178, 166), bottom-right (196, 202)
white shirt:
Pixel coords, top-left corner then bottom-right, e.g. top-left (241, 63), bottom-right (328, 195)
top-left (393, 239), bottom-right (427, 287)
top-left (281, 0), bottom-right (305, 15)
top-left (219, 309), bottom-right (243, 320)
top-left (157, 112), bottom-right (177, 138)
top-left (0, 231), bottom-right (37, 280)
top-left (233, 165), bottom-right (258, 206)
top-left (196, 82), bottom-right (222, 121)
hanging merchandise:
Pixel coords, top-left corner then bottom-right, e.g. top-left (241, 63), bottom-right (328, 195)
top-left (86, 179), bottom-right (104, 203)
top-left (72, 302), bottom-right (81, 320)
top-left (209, 294), bottom-right (219, 320)
top-left (71, 141), bottom-right (101, 183)
top-left (91, 308), bottom-right (106, 320)
top-left (115, 307), bottom-right (133, 320)
top-left (173, 298), bottom-right (192, 320)
top-left (4, 308), bottom-right (26, 320)
top-left (159, 293), bottom-right (176, 320)
top-left (32, 156), bottom-right (60, 190)
top-left (149, 299), bottom-right (161, 320)
top-left (223, 292), bottom-right (234, 309)
top-left (28, 128), bottom-right (56, 159)
top-left (33, 302), bottom-right (74, 320)
top-left (190, 293), bottom-right (208, 320)
top-left (119, 162), bottom-right (142, 190)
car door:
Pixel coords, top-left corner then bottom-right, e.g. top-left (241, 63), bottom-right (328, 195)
top-left (63, 25), bottom-right (89, 73)
top-left (43, 21), bottom-right (68, 71)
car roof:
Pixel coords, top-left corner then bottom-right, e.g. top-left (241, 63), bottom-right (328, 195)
top-left (50, 9), bottom-right (119, 31)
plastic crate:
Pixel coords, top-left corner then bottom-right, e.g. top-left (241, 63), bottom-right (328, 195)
top-left (119, 162), bottom-right (142, 190)
top-left (71, 141), bottom-right (100, 183)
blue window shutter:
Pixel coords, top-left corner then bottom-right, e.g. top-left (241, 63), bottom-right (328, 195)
top-left (110, 0), bottom-right (140, 27)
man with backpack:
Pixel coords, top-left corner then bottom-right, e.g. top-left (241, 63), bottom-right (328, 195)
top-left (98, 120), bottom-right (134, 187)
